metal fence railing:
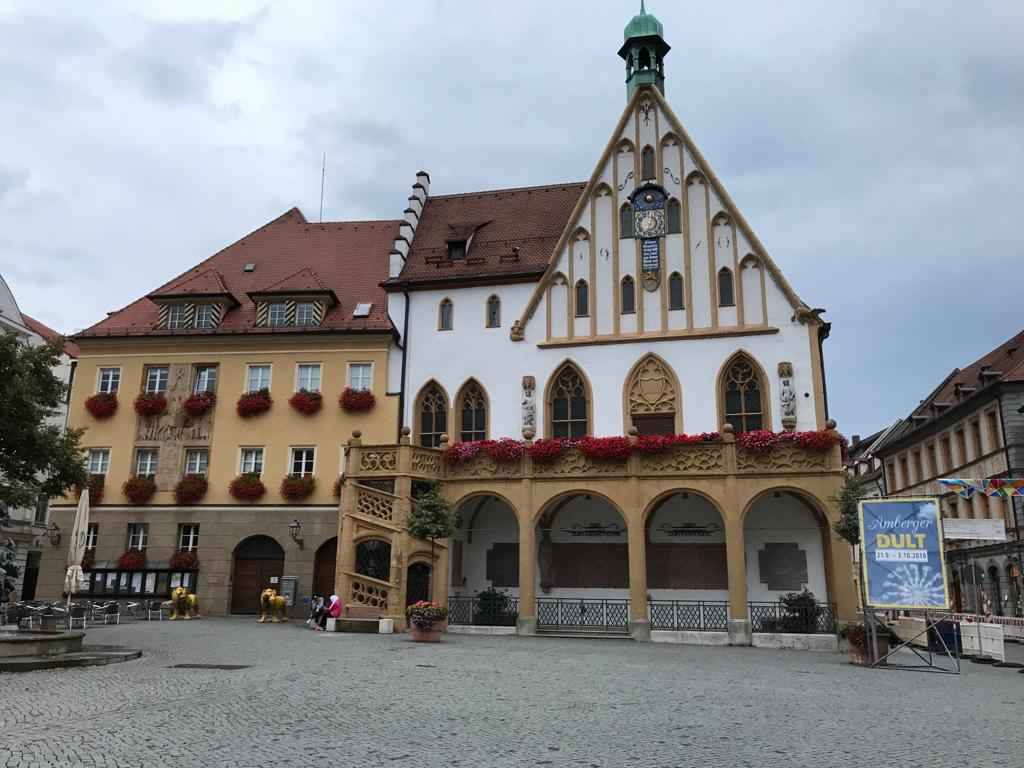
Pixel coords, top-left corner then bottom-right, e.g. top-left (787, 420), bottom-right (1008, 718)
top-left (748, 601), bottom-right (837, 634)
top-left (447, 594), bottom-right (520, 627)
top-left (648, 600), bottom-right (729, 632)
top-left (536, 598), bottom-right (630, 632)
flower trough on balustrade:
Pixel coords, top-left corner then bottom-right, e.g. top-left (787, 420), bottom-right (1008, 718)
top-left (735, 429), bottom-right (842, 455)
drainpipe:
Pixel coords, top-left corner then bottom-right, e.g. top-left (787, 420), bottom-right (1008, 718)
top-left (817, 322), bottom-right (831, 421)
top-left (396, 289), bottom-right (411, 442)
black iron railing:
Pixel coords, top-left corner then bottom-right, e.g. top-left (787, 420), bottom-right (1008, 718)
top-left (748, 601), bottom-right (836, 634)
top-left (536, 598), bottom-right (630, 632)
top-left (447, 595), bottom-right (520, 627)
top-left (648, 600), bottom-right (729, 631)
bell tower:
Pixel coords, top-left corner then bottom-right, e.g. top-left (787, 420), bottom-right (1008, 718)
top-left (618, 1), bottom-right (670, 99)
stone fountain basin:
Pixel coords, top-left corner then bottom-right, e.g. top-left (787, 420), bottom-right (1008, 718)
top-left (0, 630), bottom-right (85, 658)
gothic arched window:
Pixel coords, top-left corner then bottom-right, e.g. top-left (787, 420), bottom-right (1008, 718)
top-left (669, 272), bottom-right (684, 310)
top-left (486, 295), bottom-right (500, 328)
top-left (417, 382), bottom-right (448, 448)
top-left (666, 198), bottom-right (682, 234)
top-left (457, 380), bottom-right (487, 442)
top-left (620, 275), bottom-right (636, 314)
top-left (548, 363), bottom-right (590, 439)
top-left (574, 280), bottom-right (589, 318)
top-left (626, 354), bottom-right (680, 435)
top-left (438, 298), bottom-right (453, 330)
top-left (641, 146), bottom-right (656, 180)
top-left (717, 268), bottom-right (735, 307)
top-left (722, 355), bottom-right (764, 433)
top-left (620, 204), bottom-right (634, 239)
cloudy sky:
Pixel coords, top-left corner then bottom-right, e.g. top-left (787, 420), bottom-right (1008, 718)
top-left (1, 1), bottom-right (1021, 436)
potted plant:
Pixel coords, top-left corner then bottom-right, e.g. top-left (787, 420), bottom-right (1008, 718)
top-left (169, 550), bottom-right (198, 571)
top-left (280, 474), bottom-right (316, 501)
top-left (183, 391), bottom-right (216, 418)
top-left (406, 601), bottom-right (449, 642)
top-left (339, 387), bottom-right (376, 413)
top-left (473, 587), bottom-right (518, 627)
top-left (133, 392), bottom-right (168, 416)
top-left (237, 388), bottom-right (273, 418)
top-left (76, 474), bottom-right (105, 505)
top-left (122, 476), bottom-right (157, 504)
top-left (117, 549), bottom-right (146, 571)
top-left (230, 473), bottom-right (266, 501)
top-left (84, 392), bottom-right (118, 419)
top-left (174, 474), bottom-right (208, 505)
top-left (289, 389), bottom-right (323, 415)
top-left (407, 485), bottom-right (457, 602)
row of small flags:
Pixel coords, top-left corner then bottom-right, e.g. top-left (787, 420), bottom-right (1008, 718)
top-left (938, 478), bottom-right (1024, 499)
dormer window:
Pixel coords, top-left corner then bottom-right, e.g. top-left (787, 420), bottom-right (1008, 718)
top-left (295, 301), bottom-right (316, 326)
top-left (268, 302), bottom-right (288, 327)
top-left (447, 240), bottom-right (467, 260)
top-left (166, 304), bottom-right (187, 330)
top-left (194, 304), bottom-right (216, 329)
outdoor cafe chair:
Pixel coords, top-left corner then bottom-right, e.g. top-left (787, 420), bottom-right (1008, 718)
top-left (146, 600), bottom-right (165, 621)
top-left (103, 602), bottom-right (121, 625)
top-left (68, 603), bottom-right (87, 630)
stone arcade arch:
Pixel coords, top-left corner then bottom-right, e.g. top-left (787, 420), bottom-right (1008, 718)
top-left (448, 493), bottom-right (520, 625)
top-left (230, 535), bottom-right (285, 615)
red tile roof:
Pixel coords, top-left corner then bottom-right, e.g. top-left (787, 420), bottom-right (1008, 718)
top-left (149, 268), bottom-right (232, 300)
top-left (389, 182), bottom-right (586, 287)
top-left (22, 314), bottom-right (79, 357)
top-left (77, 209), bottom-right (399, 338)
top-left (251, 267), bottom-right (331, 296)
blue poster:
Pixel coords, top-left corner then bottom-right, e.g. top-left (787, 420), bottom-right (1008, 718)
top-left (859, 498), bottom-right (949, 609)
top-left (641, 238), bottom-right (660, 272)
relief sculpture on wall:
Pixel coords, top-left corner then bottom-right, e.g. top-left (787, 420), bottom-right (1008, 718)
top-left (778, 362), bottom-right (797, 430)
top-left (521, 375), bottom-right (536, 437)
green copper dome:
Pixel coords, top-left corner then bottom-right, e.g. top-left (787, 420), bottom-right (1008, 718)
top-left (624, 1), bottom-right (663, 40)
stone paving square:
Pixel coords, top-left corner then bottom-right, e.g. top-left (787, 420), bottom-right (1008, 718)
top-left (2, 619), bottom-right (1021, 767)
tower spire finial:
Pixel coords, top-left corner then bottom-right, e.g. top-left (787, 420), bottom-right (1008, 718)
top-left (620, 2), bottom-right (670, 99)
top-left (640, 0), bottom-right (646, 13)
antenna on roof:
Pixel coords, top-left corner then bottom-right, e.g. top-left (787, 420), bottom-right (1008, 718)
top-left (319, 151), bottom-right (326, 223)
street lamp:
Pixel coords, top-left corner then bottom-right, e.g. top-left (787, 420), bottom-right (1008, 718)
top-left (47, 522), bottom-right (62, 546)
top-left (288, 519), bottom-right (304, 548)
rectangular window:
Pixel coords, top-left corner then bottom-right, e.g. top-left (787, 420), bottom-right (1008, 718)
top-left (194, 304), bottom-right (216, 329)
top-left (98, 367), bottom-right (120, 394)
top-left (348, 363), bottom-right (372, 392)
top-left (926, 443), bottom-right (938, 478)
top-left (912, 450), bottom-right (923, 483)
top-left (87, 448), bottom-right (110, 475)
top-left (970, 420), bottom-right (983, 458)
top-left (295, 302), bottom-right (317, 326)
top-left (85, 523), bottom-right (98, 550)
top-left (193, 365), bottom-right (217, 394)
top-left (127, 523), bottom-right (148, 551)
top-left (246, 364), bottom-right (271, 393)
top-left (941, 435), bottom-right (953, 471)
top-left (290, 447), bottom-right (315, 477)
top-left (135, 448), bottom-right (158, 478)
top-left (184, 448), bottom-right (209, 476)
top-left (144, 365), bottom-right (169, 394)
top-left (166, 304), bottom-right (187, 329)
top-left (240, 447), bottom-right (264, 475)
top-left (986, 410), bottom-right (1001, 452)
top-left (268, 302), bottom-right (289, 327)
top-left (899, 455), bottom-right (909, 488)
top-left (296, 363), bottom-right (321, 393)
top-left (178, 524), bottom-right (200, 552)
top-left (955, 428), bottom-right (968, 464)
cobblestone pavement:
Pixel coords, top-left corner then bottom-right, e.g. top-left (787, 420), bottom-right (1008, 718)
top-left (2, 619), bottom-right (1021, 767)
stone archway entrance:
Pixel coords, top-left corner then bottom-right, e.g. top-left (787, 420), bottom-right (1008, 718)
top-left (313, 537), bottom-right (337, 599)
top-left (231, 535), bottom-right (285, 614)
top-left (449, 494), bottom-right (520, 626)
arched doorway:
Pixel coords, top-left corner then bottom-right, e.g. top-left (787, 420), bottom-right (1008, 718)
top-left (313, 537), bottom-right (337, 598)
top-left (407, 562), bottom-right (431, 606)
top-left (355, 538), bottom-right (391, 582)
top-left (231, 535), bottom-right (285, 614)
top-left (645, 492), bottom-right (728, 632)
top-left (449, 494), bottom-right (520, 625)
top-left (536, 492), bottom-right (629, 631)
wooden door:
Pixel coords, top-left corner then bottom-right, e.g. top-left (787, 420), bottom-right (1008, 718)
top-left (313, 538), bottom-right (337, 598)
top-left (407, 563), bottom-right (431, 606)
top-left (231, 558), bottom-right (283, 614)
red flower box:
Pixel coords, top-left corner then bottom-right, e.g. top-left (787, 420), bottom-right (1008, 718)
top-left (280, 474), bottom-right (316, 500)
top-left (333, 476), bottom-right (343, 498)
top-left (117, 549), bottom-right (146, 571)
top-left (169, 550), bottom-right (198, 570)
top-left (289, 389), bottom-right (322, 415)
top-left (528, 438), bottom-right (568, 463)
top-left (340, 387), bottom-right (376, 413)
top-left (236, 388), bottom-right (273, 418)
top-left (634, 433), bottom-right (720, 454)
top-left (483, 438), bottom-right (526, 463)
top-left (85, 393), bottom-right (118, 419)
top-left (230, 473), bottom-right (266, 501)
top-left (577, 436), bottom-right (633, 461)
top-left (80, 551), bottom-right (95, 571)
top-left (122, 476), bottom-right (157, 504)
top-left (76, 474), bottom-right (105, 506)
top-left (133, 393), bottom-right (168, 417)
top-left (174, 474), bottom-right (208, 505)
top-left (183, 391), bottom-right (216, 418)
top-left (737, 429), bottom-right (841, 454)
top-left (443, 441), bottom-right (482, 464)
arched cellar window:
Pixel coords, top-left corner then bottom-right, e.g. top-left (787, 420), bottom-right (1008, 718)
top-left (438, 298), bottom-right (453, 330)
top-left (355, 539), bottom-right (391, 582)
top-left (548, 363), bottom-right (589, 439)
top-left (485, 295), bottom-right (500, 328)
top-left (457, 380), bottom-right (487, 442)
top-left (574, 280), bottom-right (589, 317)
top-left (620, 275), bottom-right (636, 314)
top-left (620, 204), bottom-right (634, 238)
top-left (717, 268), bottom-right (735, 307)
top-left (626, 354), bottom-right (679, 435)
top-left (641, 146), bottom-right (656, 180)
top-left (669, 272), bottom-right (684, 310)
top-left (418, 382), bottom-right (448, 448)
top-left (666, 198), bottom-right (682, 234)
top-left (722, 354), bottom-right (764, 433)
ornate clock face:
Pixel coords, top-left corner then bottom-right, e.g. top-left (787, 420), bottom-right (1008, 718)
top-left (638, 212), bottom-right (659, 235)
top-left (633, 207), bottom-right (665, 238)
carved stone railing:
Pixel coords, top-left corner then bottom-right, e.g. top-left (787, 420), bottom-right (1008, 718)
top-left (444, 452), bottom-right (523, 480)
top-left (636, 443), bottom-right (726, 475)
top-left (410, 447), bottom-right (443, 477)
top-left (353, 484), bottom-right (397, 523)
top-left (358, 447), bottom-right (399, 475)
top-left (735, 444), bottom-right (831, 474)
top-left (346, 572), bottom-right (392, 612)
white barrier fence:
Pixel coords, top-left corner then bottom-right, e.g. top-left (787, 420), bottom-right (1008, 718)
top-left (899, 611), bottom-right (1021, 661)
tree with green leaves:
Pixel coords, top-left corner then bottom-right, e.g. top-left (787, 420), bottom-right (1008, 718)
top-left (406, 484), bottom-right (457, 601)
top-left (832, 474), bottom-right (865, 546)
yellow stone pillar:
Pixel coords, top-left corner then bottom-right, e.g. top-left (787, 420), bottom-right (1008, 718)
top-left (517, 509), bottom-right (537, 635)
top-left (627, 518), bottom-right (649, 640)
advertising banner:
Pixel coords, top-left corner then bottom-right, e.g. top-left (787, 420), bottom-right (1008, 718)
top-left (859, 498), bottom-right (949, 610)
top-left (940, 518), bottom-right (1006, 541)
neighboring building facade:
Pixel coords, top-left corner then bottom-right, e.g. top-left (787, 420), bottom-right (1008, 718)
top-left (337, 8), bottom-right (856, 642)
top-left (37, 211), bottom-right (401, 615)
top-left (875, 331), bottom-right (1024, 617)
top-left (844, 423), bottom-right (902, 499)
top-left (0, 274), bottom-right (77, 600)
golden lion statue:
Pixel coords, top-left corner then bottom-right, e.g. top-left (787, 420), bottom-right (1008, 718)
top-left (258, 588), bottom-right (288, 623)
top-left (169, 586), bottom-right (200, 620)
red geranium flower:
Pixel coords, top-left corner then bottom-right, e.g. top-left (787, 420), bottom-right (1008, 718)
top-left (230, 473), bottom-right (266, 501)
top-left (122, 476), bottom-right (156, 504)
top-left (289, 389), bottom-right (323, 415)
top-left (576, 436), bottom-right (632, 461)
top-left (117, 549), bottom-right (146, 571)
top-left (174, 474), bottom-right (208, 505)
top-left (236, 388), bottom-right (272, 418)
top-left (183, 391), bottom-right (216, 418)
top-left (528, 438), bottom-right (567, 463)
top-left (134, 392), bottom-right (168, 417)
top-left (339, 388), bottom-right (376, 413)
top-left (85, 393), bottom-right (118, 419)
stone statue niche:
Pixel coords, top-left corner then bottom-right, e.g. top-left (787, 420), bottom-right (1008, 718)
top-left (521, 376), bottom-right (536, 437)
top-left (778, 362), bottom-right (797, 430)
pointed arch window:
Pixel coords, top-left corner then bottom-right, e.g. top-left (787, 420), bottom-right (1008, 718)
top-left (574, 280), bottom-right (589, 318)
top-left (666, 198), bottom-right (682, 234)
top-left (548, 363), bottom-right (589, 439)
top-left (619, 204), bottom-right (634, 239)
top-left (418, 383), bottom-right (448, 448)
top-left (722, 355), bottom-right (764, 433)
top-left (717, 268), bottom-right (735, 307)
top-left (669, 272), bottom-right (684, 310)
top-left (641, 146), bottom-right (656, 180)
top-left (626, 354), bottom-right (679, 436)
top-left (620, 275), bottom-right (636, 314)
top-left (485, 295), bottom-right (501, 328)
top-left (457, 381), bottom-right (487, 442)
top-left (438, 298), bottom-right (453, 331)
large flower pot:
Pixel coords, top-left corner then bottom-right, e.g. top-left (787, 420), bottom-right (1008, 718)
top-left (409, 623), bottom-right (444, 643)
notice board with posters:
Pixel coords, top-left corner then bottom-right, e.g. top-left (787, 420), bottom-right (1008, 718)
top-left (858, 498), bottom-right (950, 610)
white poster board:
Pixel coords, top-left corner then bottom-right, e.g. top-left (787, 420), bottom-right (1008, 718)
top-left (941, 519), bottom-right (1006, 541)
